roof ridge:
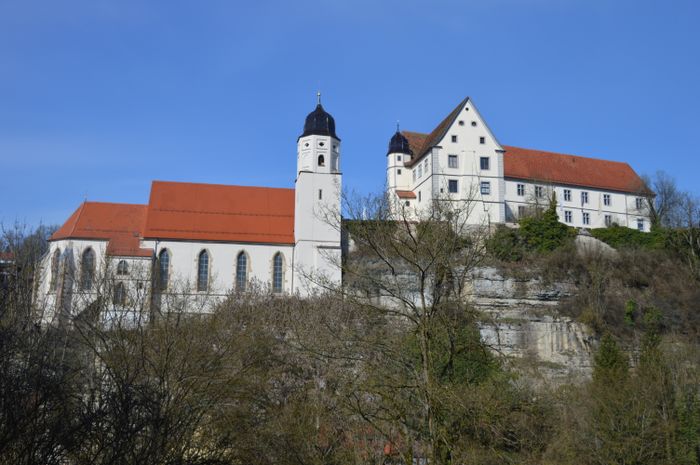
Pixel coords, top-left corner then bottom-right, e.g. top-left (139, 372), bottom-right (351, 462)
top-left (417, 96), bottom-right (469, 157)
top-left (82, 201), bottom-right (148, 207)
top-left (151, 179), bottom-right (295, 191)
top-left (70, 201), bottom-right (87, 237)
top-left (503, 145), bottom-right (630, 165)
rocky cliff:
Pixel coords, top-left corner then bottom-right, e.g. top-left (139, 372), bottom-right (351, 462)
top-left (469, 267), bottom-right (595, 382)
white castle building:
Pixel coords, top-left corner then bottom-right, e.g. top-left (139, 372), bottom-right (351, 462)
top-left (387, 97), bottom-right (652, 231)
top-left (36, 96), bottom-right (651, 321)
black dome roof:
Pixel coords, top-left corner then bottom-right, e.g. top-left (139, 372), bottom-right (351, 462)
top-left (387, 130), bottom-right (412, 155)
top-left (300, 104), bottom-right (339, 140)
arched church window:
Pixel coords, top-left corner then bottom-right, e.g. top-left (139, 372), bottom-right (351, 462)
top-left (158, 249), bottom-right (170, 291)
top-left (113, 282), bottom-right (126, 305)
top-left (236, 251), bottom-right (247, 291)
top-left (318, 154), bottom-right (325, 167)
top-left (197, 250), bottom-right (209, 291)
top-left (80, 248), bottom-right (95, 291)
top-left (116, 260), bottom-right (128, 275)
top-left (50, 248), bottom-right (60, 291)
top-left (272, 252), bottom-right (283, 293)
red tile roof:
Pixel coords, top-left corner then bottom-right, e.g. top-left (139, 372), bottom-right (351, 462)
top-left (395, 190), bottom-right (417, 199)
top-left (51, 202), bottom-right (152, 257)
top-left (403, 97), bottom-right (469, 167)
top-left (402, 131), bottom-right (428, 162)
top-left (142, 181), bottom-right (295, 244)
top-left (503, 145), bottom-right (651, 195)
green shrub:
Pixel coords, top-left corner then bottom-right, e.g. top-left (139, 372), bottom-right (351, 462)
top-left (518, 197), bottom-right (576, 253)
top-left (590, 225), bottom-right (666, 250)
top-left (487, 225), bottom-right (525, 261)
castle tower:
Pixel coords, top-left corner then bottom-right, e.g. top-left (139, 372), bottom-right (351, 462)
top-left (386, 126), bottom-right (412, 189)
top-left (386, 126), bottom-right (413, 214)
top-left (293, 94), bottom-right (342, 295)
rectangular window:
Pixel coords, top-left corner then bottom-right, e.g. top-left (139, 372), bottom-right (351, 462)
top-left (637, 218), bottom-right (644, 231)
top-left (582, 212), bottom-right (590, 225)
top-left (636, 197), bottom-right (644, 210)
top-left (397, 155), bottom-right (402, 162)
top-left (448, 180), bottom-right (458, 193)
top-left (318, 189), bottom-right (322, 200)
top-left (535, 186), bottom-right (544, 198)
top-left (480, 181), bottom-right (491, 195)
top-left (405, 201), bottom-right (410, 206)
top-left (605, 214), bottom-right (612, 227)
top-left (424, 159), bottom-right (429, 173)
top-left (448, 155), bottom-right (458, 168)
top-left (479, 136), bottom-right (485, 144)
top-left (517, 183), bottom-right (525, 196)
top-left (417, 164), bottom-right (422, 178)
top-left (563, 189), bottom-right (571, 202)
top-left (518, 205), bottom-right (526, 218)
top-left (603, 194), bottom-right (611, 206)
top-left (564, 210), bottom-right (572, 223)
top-left (418, 191), bottom-right (422, 202)
top-left (451, 135), bottom-right (458, 143)
top-left (397, 169), bottom-right (402, 175)
top-left (480, 157), bottom-right (490, 170)
top-left (581, 191), bottom-right (589, 204)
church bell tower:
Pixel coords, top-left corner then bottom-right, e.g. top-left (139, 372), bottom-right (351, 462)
top-left (293, 93), bottom-right (342, 295)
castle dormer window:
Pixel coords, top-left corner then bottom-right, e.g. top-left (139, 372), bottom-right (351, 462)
top-left (318, 155), bottom-right (325, 166)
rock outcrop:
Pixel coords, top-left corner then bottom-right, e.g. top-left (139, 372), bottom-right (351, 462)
top-left (469, 267), bottom-right (595, 381)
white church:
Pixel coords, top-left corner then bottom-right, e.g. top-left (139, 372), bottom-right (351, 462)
top-left (36, 96), bottom-right (652, 321)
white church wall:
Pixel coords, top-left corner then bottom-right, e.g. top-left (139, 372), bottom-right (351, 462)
top-left (143, 239), bottom-right (295, 296)
top-left (37, 238), bottom-right (153, 324)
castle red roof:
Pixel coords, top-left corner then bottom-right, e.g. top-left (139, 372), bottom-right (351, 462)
top-left (503, 145), bottom-right (651, 194)
top-left (395, 190), bottom-right (417, 199)
top-left (142, 181), bottom-right (295, 244)
top-left (50, 202), bottom-right (152, 257)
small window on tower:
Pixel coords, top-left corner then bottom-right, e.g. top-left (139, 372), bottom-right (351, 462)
top-left (319, 141), bottom-right (325, 147)
top-left (397, 169), bottom-right (402, 175)
top-left (479, 137), bottom-right (485, 144)
top-left (397, 155), bottom-right (402, 162)
top-left (451, 135), bottom-right (458, 143)
top-left (471, 121), bottom-right (477, 127)
top-left (318, 155), bottom-right (325, 166)
top-left (458, 120), bottom-right (465, 126)
top-left (318, 189), bottom-right (323, 200)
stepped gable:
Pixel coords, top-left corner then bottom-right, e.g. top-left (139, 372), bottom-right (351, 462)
top-left (142, 181), bottom-right (296, 245)
top-left (51, 202), bottom-right (151, 257)
top-left (503, 145), bottom-right (652, 195)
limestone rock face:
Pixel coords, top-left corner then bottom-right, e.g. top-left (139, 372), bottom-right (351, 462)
top-left (469, 267), bottom-right (595, 381)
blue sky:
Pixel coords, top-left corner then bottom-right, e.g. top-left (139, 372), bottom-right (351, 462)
top-left (1, 0), bottom-right (699, 228)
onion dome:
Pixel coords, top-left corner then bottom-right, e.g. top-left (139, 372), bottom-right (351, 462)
top-left (387, 129), bottom-right (412, 155)
top-left (300, 95), bottom-right (339, 140)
